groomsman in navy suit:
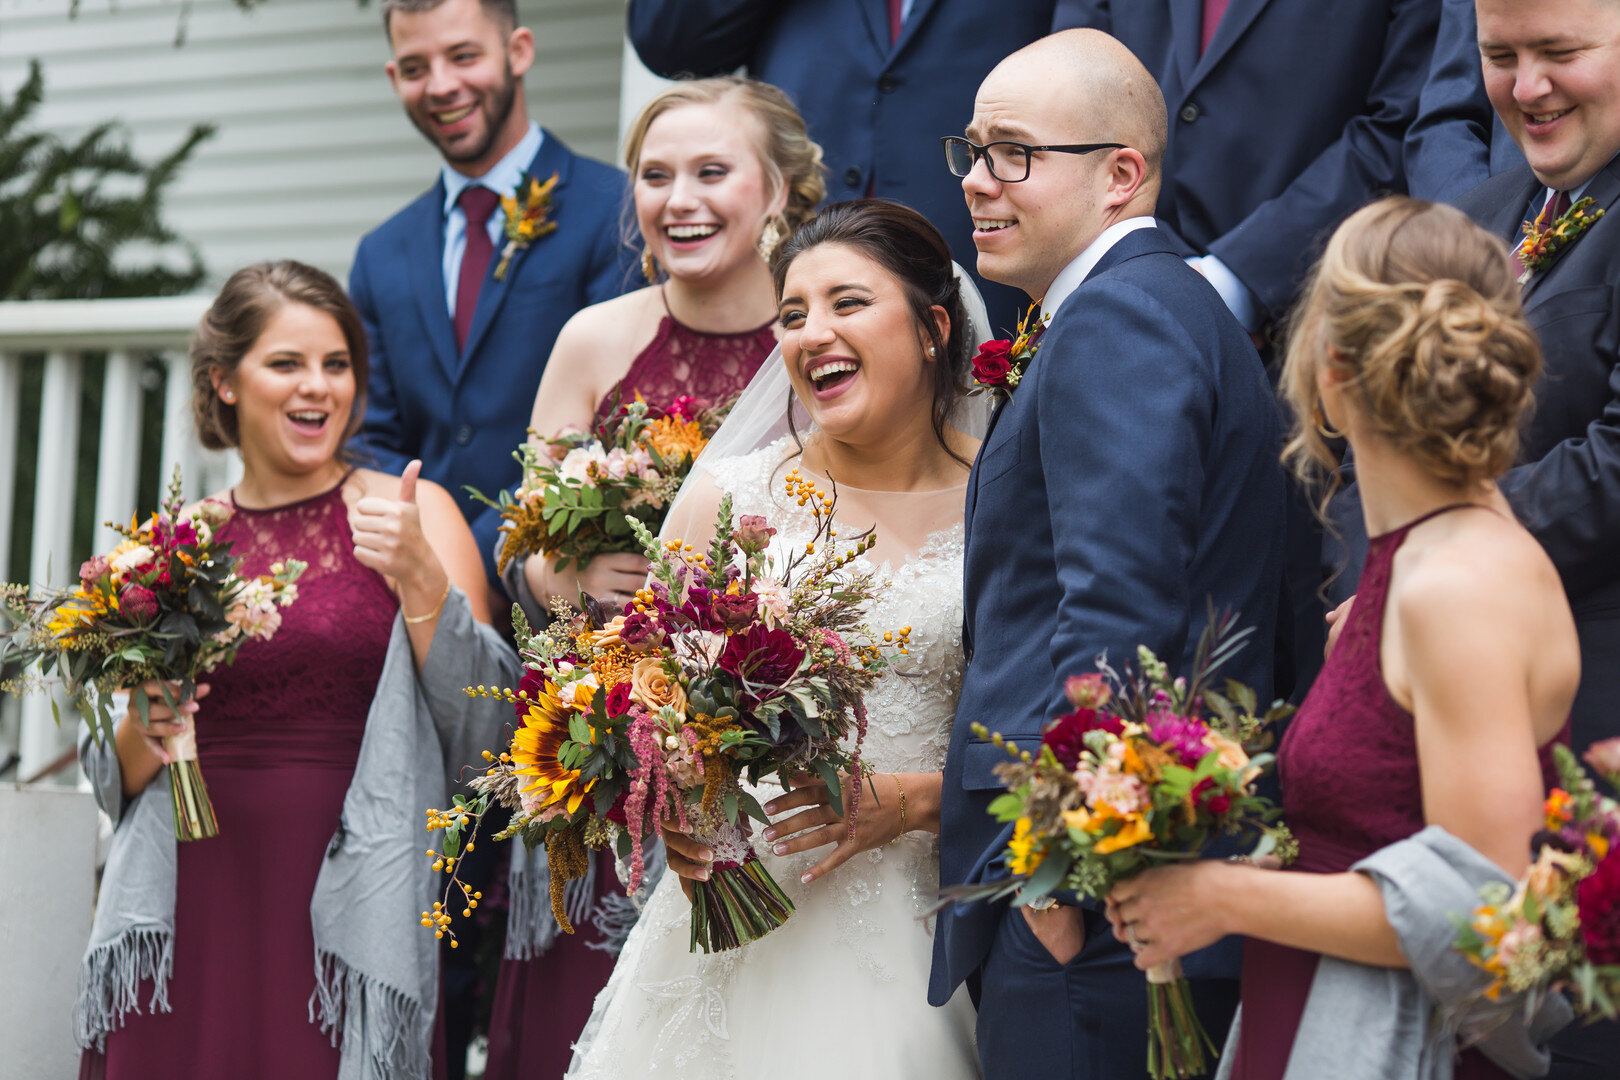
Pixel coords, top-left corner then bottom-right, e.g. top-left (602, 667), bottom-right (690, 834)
top-left (932, 30), bottom-right (1284, 1079)
top-left (626, 0), bottom-right (1054, 326)
top-left (1053, 0), bottom-right (1441, 696)
top-left (354, 0), bottom-right (632, 590)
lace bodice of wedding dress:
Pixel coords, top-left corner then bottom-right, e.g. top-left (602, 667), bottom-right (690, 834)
top-left (565, 441), bottom-right (980, 1079)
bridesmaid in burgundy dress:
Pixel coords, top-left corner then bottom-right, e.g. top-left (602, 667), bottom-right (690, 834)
top-left (483, 77), bottom-right (823, 1080)
top-left (1106, 198), bottom-right (1580, 1078)
top-left (83, 261), bottom-right (499, 1079)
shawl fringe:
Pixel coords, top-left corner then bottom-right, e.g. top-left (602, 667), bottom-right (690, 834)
top-left (75, 926), bottom-right (175, 1051)
top-left (311, 950), bottom-right (430, 1080)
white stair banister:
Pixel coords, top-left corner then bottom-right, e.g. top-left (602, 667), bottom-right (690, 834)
top-left (94, 349), bottom-right (144, 553)
top-left (0, 351), bottom-right (19, 581)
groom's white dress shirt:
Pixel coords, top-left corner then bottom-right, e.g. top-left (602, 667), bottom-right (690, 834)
top-left (1040, 215), bottom-right (1157, 318)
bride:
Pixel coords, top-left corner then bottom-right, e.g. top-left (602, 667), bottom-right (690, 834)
top-left (564, 199), bottom-right (991, 1079)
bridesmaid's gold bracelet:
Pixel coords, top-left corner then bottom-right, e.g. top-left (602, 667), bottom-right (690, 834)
top-left (404, 579), bottom-right (451, 624)
top-left (888, 773), bottom-right (908, 846)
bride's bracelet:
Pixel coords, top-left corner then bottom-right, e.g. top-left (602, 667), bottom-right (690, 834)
top-left (888, 773), bottom-right (908, 846)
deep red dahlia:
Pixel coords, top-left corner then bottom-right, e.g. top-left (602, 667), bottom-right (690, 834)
top-left (1042, 707), bottom-right (1124, 771)
top-left (1577, 847), bottom-right (1620, 965)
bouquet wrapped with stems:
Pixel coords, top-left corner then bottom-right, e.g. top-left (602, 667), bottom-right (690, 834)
top-left (948, 615), bottom-right (1291, 1080)
top-left (426, 470), bottom-right (907, 953)
top-left (2, 469), bottom-right (303, 840)
top-left (1450, 739), bottom-right (1620, 1029)
top-left (479, 395), bottom-right (733, 577)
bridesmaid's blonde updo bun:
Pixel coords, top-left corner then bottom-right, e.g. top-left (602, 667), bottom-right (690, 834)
top-left (1282, 197), bottom-right (1542, 490)
top-left (622, 75), bottom-right (826, 234)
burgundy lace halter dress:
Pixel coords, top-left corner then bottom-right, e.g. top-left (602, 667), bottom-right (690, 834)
top-left (87, 480), bottom-right (398, 1080)
top-left (591, 308), bottom-right (777, 425)
top-left (483, 309), bottom-right (775, 1080)
top-left (1230, 506), bottom-right (1567, 1080)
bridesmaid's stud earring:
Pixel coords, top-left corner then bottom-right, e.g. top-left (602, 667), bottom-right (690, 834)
top-left (223, 390), bottom-right (234, 403)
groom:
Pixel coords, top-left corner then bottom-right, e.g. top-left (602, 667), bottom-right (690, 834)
top-left (931, 30), bottom-right (1286, 1079)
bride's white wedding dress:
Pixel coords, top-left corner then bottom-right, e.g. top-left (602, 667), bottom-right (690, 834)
top-left (565, 439), bottom-right (980, 1079)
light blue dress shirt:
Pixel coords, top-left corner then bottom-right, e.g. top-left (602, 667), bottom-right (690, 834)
top-left (441, 120), bottom-right (544, 317)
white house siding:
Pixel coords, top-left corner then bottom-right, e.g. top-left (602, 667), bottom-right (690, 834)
top-left (0, 0), bottom-right (627, 285)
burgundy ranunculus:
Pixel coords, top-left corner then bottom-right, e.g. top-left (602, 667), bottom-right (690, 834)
top-left (515, 667), bottom-right (545, 722)
top-left (1578, 847), bottom-right (1620, 965)
top-left (605, 681), bottom-right (633, 718)
top-left (972, 339), bottom-right (1013, 387)
top-left (679, 586), bottom-right (728, 633)
top-left (1206, 793), bottom-right (1232, 816)
top-left (118, 584), bottom-right (159, 623)
top-left (1042, 707), bottom-right (1124, 771)
top-left (619, 610), bottom-right (660, 649)
top-left (718, 626), bottom-right (805, 706)
top-left (712, 591), bottom-right (760, 632)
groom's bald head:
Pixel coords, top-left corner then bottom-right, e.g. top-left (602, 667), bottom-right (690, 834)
top-left (963, 30), bottom-right (1167, 299)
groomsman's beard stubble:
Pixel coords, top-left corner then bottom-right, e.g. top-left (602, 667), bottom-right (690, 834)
top-left (409, 61), bottom-right (521, 166)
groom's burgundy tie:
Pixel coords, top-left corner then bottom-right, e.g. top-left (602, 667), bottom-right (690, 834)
top-left (454, 185), bottom-right (501, 354)
top-left (1201, 0), bottom-right (1230, 54)
top-left (888, 0), bottom-right (904, 44)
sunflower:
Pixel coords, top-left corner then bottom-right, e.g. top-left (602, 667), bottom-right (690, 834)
top-left (510, 677), bottom-right (595, 815)
top-left (45, 587), bottom-right (110, 642)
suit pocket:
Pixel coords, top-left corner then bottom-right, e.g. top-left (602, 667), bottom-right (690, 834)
top-left (974, 435), bottom-right (1022, 487)
top-left (962, 736), bottom-right (1039, 791)
top-left (1529, 284), bottom-right (1613, 327)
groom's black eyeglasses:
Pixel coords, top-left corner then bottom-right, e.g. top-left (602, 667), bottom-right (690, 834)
top-left (941, 136), bottom-right (1126, 183)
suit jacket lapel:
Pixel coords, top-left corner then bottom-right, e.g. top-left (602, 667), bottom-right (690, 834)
top-left (1523, 157), bottom-right (1620, 307)
top-left (1166, 0), bottom-right (1203, 86)
top-left (459, 130), bottom-right (575, 372)
top-left (891, 0), bottom-right (940, 59)
top-left (1186, 0), bottom-right (1273, 93)
top-left (406, 178), bottom-right (459, 383)
top-left (857, 0), bottom-right (889, 58)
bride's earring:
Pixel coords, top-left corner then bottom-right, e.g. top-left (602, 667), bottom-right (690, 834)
top-left (1313, 400), bottom-right (1345, 440)
top-left (641, 248), bottom-right (659, 283)
top-left (757, 215), bottom-right (785, 260)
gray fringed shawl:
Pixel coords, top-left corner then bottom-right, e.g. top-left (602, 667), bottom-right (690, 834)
top-left (76, 589), bottom-right (517, 1080)
top-left (1217, 827), bottom-right (1575, 1080)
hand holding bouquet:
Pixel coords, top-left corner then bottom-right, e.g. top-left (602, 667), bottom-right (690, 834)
top-left (427, 470), bottom-right (906, 953)
top-left (1450, 739), bottom-right (1620, 1028)
top-left (479, 395), bottom-right (732, 579)
top-left (2, 469), bottom-right (303, 840)
top-left (953, 616), bottom-right (1290, 1080)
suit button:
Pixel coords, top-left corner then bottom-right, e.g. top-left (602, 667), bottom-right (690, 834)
top-left (1179, 103), bottom-right (1201, 123)
top-left (455, 425), bottom-right (473, 446)
top-left (878, 74), bottom-right (898, 94)
top-left (843, 166), bottom-right (863, 188)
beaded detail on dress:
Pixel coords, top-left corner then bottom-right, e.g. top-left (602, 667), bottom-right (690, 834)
top-left (198, 481), bottom-right (397, 767)
top-left (593, 313), bottom-right (776, 425)
top-left (564, 442), bottom-right (978, 1080)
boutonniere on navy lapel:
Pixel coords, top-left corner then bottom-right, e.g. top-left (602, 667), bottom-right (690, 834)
top-left (1516, 195), bottom-right (1604, 285)
top-left (970, 301), bottom-right (1050, 402)
top-left (493, 172), bottom-right (560, 280)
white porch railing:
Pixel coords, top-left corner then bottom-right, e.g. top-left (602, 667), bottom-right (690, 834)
top-left (0, 295), bottom-right (240, 784)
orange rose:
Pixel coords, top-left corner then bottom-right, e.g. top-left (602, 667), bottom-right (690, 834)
top-left (629, 657), bottom-right (686, 715)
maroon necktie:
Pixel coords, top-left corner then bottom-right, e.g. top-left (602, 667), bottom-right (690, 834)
top-left (888, 0), bottom-right (904, 43)
top-left (1201, 0), bottom-right (1230, 54)
top-left (454, 185), bottom-right (501, 353)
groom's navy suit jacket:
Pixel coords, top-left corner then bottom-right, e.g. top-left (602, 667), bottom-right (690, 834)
top-left (931, 228), bottom-right (1286, 1006)
top-left (350, 131), bottom-right (633, 587)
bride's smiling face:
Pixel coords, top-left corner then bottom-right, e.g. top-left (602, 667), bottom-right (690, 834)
top-left (778, 242), bottom-right (946, 443)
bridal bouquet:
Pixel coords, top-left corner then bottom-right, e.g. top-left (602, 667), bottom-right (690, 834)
top-left (1, 469), bottom-right (304, 840)
top-left (953, 616), bottom-right (1290, 1080)
top-left (1450, 739), bottom-right (1620, 1026)
top-left (427, 472), bottom-right (903, 953)
top-left (479, 395), bottom-right (732, 579)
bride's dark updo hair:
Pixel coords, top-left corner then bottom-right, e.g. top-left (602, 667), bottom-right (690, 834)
top-left (771, 199), bottom-right (974, 463)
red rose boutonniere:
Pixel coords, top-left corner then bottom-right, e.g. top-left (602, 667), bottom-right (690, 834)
top-left (1517, 196), bottom-right (1604, 285)
top-left (971, 302), bottom-right (1048, 402)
